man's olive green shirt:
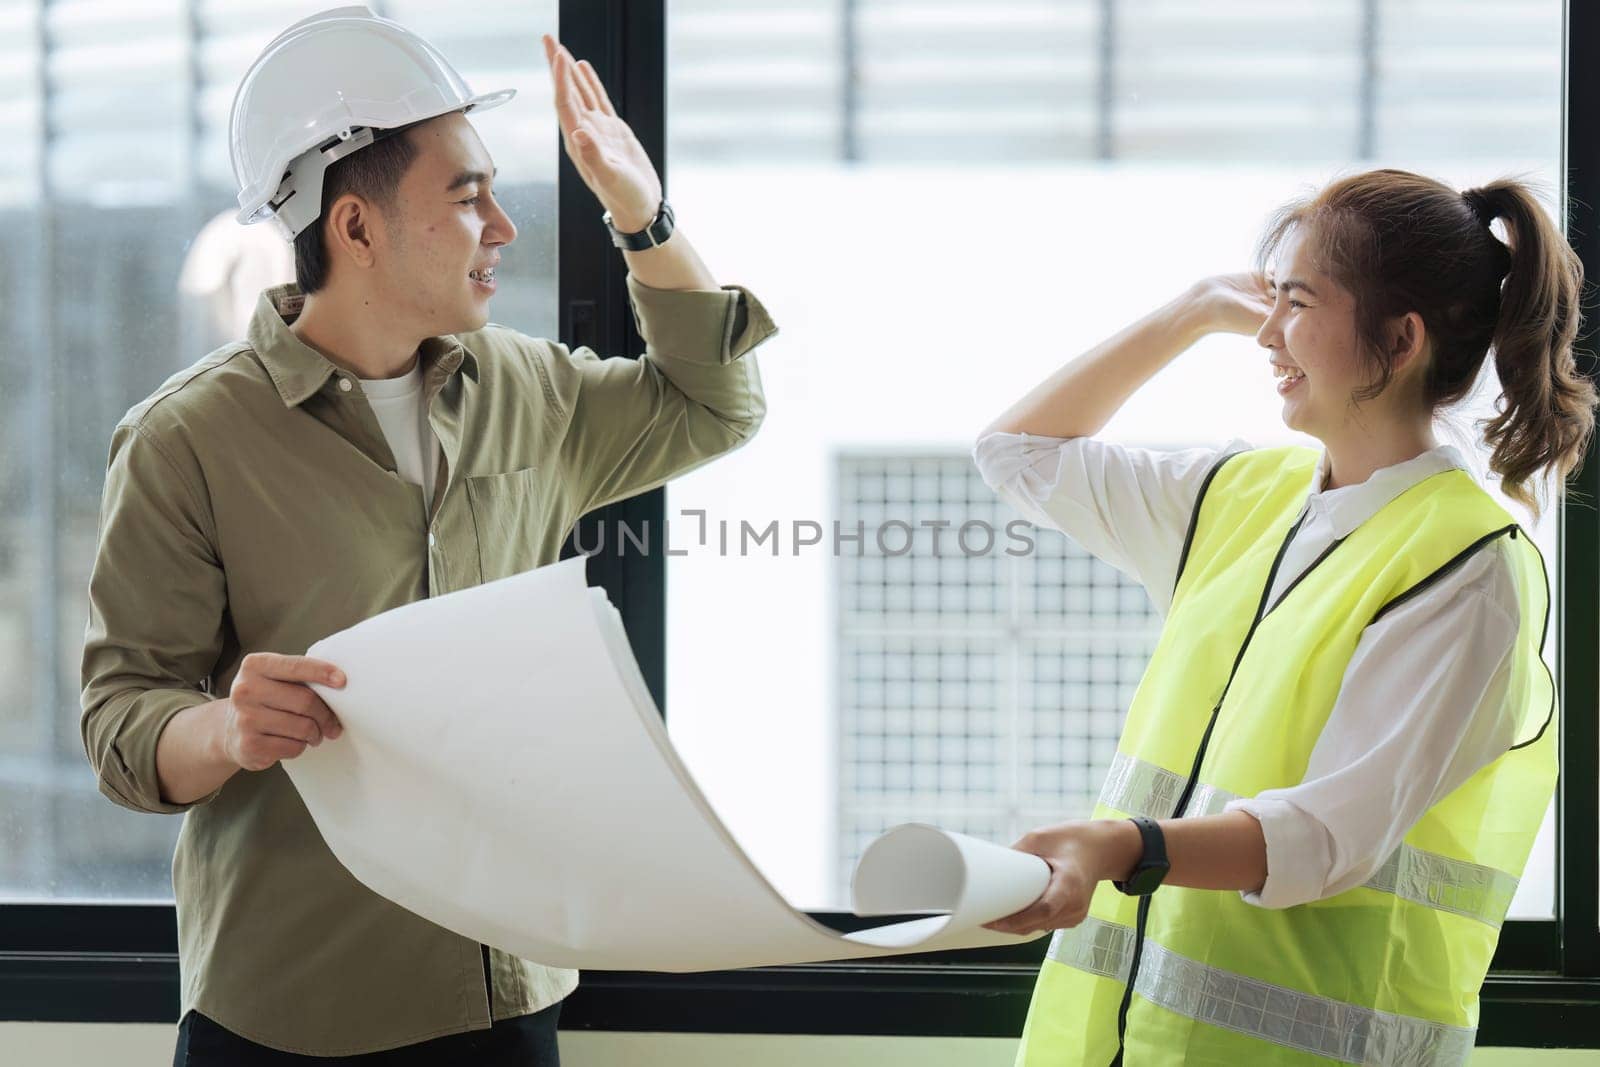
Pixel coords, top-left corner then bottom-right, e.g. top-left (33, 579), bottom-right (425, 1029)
top-left (80, 276), bottom-right (776, 1055)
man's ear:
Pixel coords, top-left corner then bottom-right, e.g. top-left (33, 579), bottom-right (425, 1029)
top-left (327, 195), bottom-right (376, 270)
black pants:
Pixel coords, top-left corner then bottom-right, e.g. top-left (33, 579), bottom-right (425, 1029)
top-left (173, 1002), bottom-right (561, 1066)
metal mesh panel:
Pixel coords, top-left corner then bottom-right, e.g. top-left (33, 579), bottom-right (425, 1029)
top-left (834, 449), bottom-right (1162, 898)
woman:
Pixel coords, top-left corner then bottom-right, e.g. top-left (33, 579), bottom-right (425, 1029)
top-left (975, 169), bottom-right (1595, 1066)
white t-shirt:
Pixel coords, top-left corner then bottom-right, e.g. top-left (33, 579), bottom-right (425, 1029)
top-left (973, 431), bottom-right (1528, 910)
top-left (359, 361), bottom-right (442, 514)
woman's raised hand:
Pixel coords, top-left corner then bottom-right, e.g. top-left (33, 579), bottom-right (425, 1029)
top-left (1188, 271), bottom-right (1274, 338)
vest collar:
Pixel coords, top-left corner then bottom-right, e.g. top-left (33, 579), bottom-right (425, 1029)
top-left (1306, 444), bottom-right (1469, 539)
top-left (247, 283), bottom-right (478, 408)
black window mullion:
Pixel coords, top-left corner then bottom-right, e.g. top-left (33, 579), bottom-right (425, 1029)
top-left (1559, 0), bottom-right (1600, 981)
top-left (559, 0), bottom-right (668, 712)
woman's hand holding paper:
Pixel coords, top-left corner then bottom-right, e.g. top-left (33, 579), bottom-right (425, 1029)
top-left (982, 819), bottom-right (1142, 936)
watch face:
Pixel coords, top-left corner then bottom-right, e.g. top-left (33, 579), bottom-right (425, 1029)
top-left (1128, 863), bottom-right (1168, 896)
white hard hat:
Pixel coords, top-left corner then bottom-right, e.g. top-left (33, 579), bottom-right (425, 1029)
top-left (229, 5), bottom-right (515, 240)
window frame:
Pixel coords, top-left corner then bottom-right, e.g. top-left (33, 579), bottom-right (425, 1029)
top-left (3, 0), bottom-right (1599, 1050)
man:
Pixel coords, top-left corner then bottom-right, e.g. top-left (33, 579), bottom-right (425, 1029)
top-left (79, 10), bottom-right (775, 1064)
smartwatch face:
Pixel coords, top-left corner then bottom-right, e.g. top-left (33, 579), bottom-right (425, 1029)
top-left (1128, 862), bottom-right (1169, 895)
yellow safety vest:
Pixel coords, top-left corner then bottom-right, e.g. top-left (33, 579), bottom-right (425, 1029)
top-left (1016, 446), bottom-right (1556, 1067)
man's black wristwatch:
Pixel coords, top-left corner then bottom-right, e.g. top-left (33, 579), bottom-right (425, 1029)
top-left (1112, 815), bottom-right (1170, 896)
top-left (603, 198), bottom-right (675, 250)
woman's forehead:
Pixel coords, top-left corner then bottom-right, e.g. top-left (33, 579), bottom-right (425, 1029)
top-left (1271, 228), bottom-right (1334, 286)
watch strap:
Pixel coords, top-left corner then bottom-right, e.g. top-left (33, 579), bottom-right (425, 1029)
top-left (1112, 815), bottom-right (1170, 896)
top-left (604, 199), bottom-right (675, 251)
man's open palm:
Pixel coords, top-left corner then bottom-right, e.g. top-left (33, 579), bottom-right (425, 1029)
top-left (543, 34), bottom-right (663, 232)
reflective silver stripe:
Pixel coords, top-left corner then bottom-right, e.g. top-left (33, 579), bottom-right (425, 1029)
top-left (1185, 779), bottom-right (1234, 818)
top-left (1097, 752), bottom-right (1517, 927)
top-left (1098, 751), bottom-right (1187, 818)
top-left (1136, 938), bottom-right (1475, 1066)
top-left (1047, 920), bottom-right (1476, 1067)
top-left (1096, 751), bottom-right (1244, 819)
top-left (1045, 916), bottom-right (1134, 982)
top-left (1364, 845), bottom-right (1519, 928)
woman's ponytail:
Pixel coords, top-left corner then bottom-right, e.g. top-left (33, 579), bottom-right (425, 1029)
top-left (1468, 180), bottom-right (1596, 515)
top-left (1259, 168), bottom-right (1597, 519)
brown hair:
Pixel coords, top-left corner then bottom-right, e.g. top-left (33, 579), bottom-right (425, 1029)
top-left (1254, 167), bottom-right (1596, 515)
top-left (292, 121), bottom-right (424, 294)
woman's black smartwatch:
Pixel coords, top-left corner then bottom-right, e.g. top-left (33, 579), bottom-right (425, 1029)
top-left (603, 198), bottom-right (675, 250)
top-left (1112, 815), bottom-right (1170, 896)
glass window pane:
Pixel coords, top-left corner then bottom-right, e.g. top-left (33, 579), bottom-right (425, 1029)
top-left (665, 0), bottom-right (1562, 918)
top-left (1, 1), bottom-right (557, 902)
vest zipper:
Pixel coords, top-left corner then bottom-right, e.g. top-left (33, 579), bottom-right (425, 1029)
top-left (1109, 509), bottom-right (1350, 1066)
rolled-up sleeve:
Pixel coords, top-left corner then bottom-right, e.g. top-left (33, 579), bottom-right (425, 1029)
top-left (542, 275), bottom-right (779, 516)
top-left (625, 273), bottom-right (773, 366)
top-left (972, 430), bottom-right (1249, 614)
top-left (80, 420), bottom-right (227, 815)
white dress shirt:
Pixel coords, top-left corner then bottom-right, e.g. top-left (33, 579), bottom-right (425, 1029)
top-left (359, 361), bottom-right (442, 514)
top-left (973, 431), bottom-right (1526, 909)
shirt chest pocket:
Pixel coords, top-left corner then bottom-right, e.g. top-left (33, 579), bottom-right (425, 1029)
top-left (464, 468), bottom-right (543, 582)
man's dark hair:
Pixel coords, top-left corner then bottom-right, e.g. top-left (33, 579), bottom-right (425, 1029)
top-left (292, 122), bottom-right (423, 293)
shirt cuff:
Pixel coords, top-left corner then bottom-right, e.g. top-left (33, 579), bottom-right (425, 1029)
top-left (102, 688), bottom-right (223, 815)
top-left (625, 274), bottom-right (778, 365)
top-left (1224, 795), bottom-right (1337, 909)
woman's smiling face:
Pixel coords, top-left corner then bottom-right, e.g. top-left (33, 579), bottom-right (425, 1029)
top-left (1255, 227), bottom-right (1369, 439)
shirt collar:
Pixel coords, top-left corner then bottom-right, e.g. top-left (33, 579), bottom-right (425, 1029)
top-left (247, 283), bottom-right (478, 408)
top-left (1306, 442), bottom-right (1469, 538)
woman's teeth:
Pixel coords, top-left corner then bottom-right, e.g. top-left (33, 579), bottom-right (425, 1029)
top-left (469, 268), bottom-right (495, 283)
top-left (1275, 365), bottom-right (1305, 393)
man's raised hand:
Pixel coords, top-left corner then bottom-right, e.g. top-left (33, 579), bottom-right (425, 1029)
top-left (542, 34), bottom-right (664, 233)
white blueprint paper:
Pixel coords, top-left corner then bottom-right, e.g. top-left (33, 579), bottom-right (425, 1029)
top-left (287, 556), bottom-right (1050, 972)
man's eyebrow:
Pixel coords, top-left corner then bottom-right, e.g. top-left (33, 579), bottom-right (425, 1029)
top-left (446, 166), bottom-right (498, 192)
